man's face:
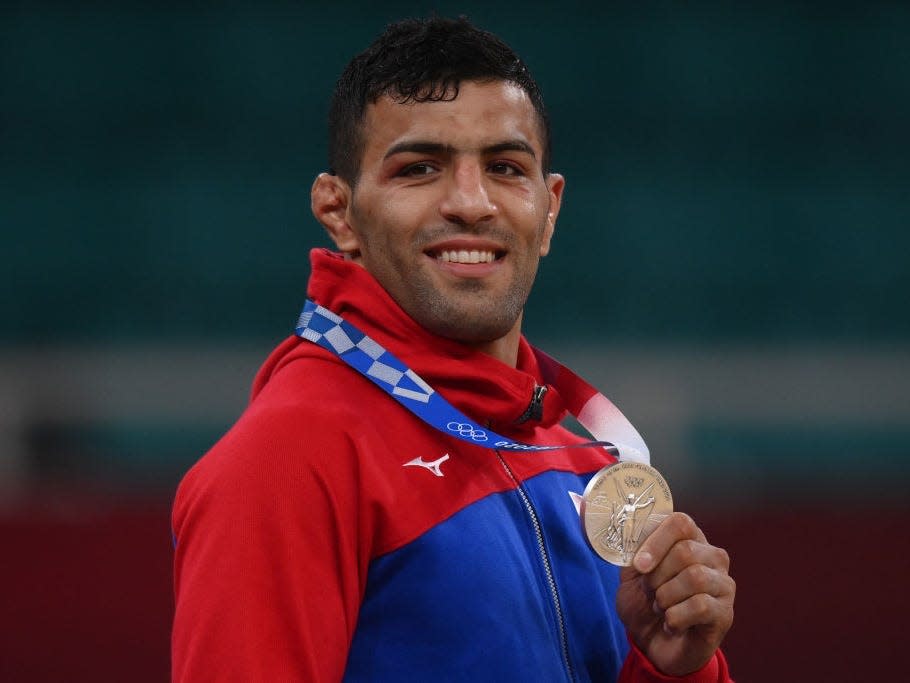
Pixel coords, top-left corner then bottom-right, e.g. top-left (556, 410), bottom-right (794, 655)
top-left (334, 80), bottom-right (563, 344)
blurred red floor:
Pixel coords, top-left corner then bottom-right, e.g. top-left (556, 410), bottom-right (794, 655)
top-left (1, 498), bottom-right (173, 682)
top-left (1, 498), bottom-right (905, 682)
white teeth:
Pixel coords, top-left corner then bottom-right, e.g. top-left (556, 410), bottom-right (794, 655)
top-left (437, 249), bottom-right (495, 264)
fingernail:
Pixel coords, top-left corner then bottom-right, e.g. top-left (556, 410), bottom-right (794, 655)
top-left (635, 551), bottom-right (653, 572)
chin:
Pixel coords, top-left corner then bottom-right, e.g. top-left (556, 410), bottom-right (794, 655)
top-left (397, 281), bottom-right (526, 344)
top-left (421, 309), bottom-right (519, 344)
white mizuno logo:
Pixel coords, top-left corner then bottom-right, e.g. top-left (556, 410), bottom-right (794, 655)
top-left (403, 453), bottom-right (450, 477)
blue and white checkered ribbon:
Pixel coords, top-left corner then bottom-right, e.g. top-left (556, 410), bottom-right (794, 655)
top-left (296, 300), bottom-right (649, 461)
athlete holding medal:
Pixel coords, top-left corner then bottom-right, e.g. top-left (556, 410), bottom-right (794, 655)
top-left (173, 17), bottom-right (735, 682)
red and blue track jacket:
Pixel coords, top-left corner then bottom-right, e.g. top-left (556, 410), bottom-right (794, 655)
top-left (172, 249), bottom-right (731, 682)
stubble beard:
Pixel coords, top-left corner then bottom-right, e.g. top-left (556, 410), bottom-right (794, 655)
top-left (397, 224), bottom-right (543, 344)
top-left (405, 269), bottom-right (534, 343)
top-left (349, 196), bottom-right (544, 343)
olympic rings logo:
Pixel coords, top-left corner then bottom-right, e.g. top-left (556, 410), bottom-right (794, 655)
top-left (446, 421), bottom-right (489, 442)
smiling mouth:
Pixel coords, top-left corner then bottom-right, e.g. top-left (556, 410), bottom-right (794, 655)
top-left (431, 249), bottom-right (503, 264)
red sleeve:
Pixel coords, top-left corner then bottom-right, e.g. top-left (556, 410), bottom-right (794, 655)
top-left (171, 399), bottom-right (370, 682)
top-left (619, 643), bottom-right (733, 683)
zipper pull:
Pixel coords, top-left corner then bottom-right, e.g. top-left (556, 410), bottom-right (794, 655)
top-left (514, 384), bottom-right (548, 425)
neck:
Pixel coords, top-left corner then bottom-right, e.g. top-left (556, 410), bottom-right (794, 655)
top-left (465, 315), bottom-right (522, 368)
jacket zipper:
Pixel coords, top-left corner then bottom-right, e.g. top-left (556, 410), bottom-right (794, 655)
top-left (514, 384), bottom-right (548, 425)
top-left (496, 450), bottom-right (575, 682)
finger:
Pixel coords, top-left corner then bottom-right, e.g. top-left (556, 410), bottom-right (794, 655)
top-left (616, 570), bottom-right (659, 632)
top-left (662, 592), bottom-right (735, 636)
top-left (618, 564), bottom-right (640, 584)
top-left (633, 512), bottom-right (706, 574)
top-left (644, 539), bottom-right (731, 593)
top-left (653, 563), bottom-right (736, 615)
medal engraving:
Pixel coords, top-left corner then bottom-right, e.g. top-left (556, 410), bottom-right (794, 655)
top-left (581, 461), bottom-right (673, 566)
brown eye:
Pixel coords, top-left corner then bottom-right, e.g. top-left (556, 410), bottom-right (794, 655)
top-left (489, 162), bottom-right (522, 176)
top-left (400, 163), bottom-right (437, 177)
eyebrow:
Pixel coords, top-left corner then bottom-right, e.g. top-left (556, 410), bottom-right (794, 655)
top-left (383, 139), bottom-right (537, 161)
top-left (485, 140), bottom-right (537, 158)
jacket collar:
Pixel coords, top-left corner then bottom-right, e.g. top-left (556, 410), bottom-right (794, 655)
top-left (305, 249), bottom-right (567, 435)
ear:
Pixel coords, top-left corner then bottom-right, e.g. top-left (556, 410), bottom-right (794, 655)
top-left (311, 172), bottom-right (360, 256)
top-left (539, 172), bottom-right (565, 257)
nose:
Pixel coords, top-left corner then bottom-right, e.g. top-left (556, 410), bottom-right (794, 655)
top-left (438, 159), bottom-right (497, 227)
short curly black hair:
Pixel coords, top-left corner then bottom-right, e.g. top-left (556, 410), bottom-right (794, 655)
top-left (328, 16), bottom-right (551, 183)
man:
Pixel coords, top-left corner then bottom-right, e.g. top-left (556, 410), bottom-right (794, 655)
top-left (172, 17), bottom-right (735, 682)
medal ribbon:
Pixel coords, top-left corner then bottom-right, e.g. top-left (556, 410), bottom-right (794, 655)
top-left (295, 300), bottom-right (649, 463)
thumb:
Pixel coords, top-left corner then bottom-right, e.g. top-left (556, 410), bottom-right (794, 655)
top-left (619, 565), bottom-right (641, 584)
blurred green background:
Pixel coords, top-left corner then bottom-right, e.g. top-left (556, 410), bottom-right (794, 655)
top-left (1, 2), bottom-right (908, 681)
top-left (4, 2), bottom-right (909, 343)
